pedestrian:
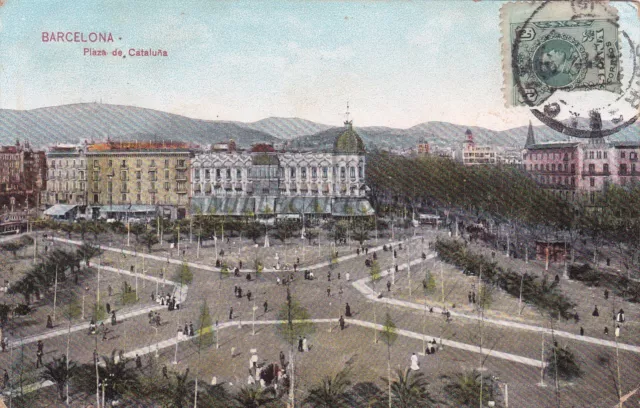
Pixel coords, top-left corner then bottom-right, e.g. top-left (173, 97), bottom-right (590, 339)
top-left (468, 291), bottom-right (472, 304)
top-left (247, 291), bottom-right (252, 302)
top-left (339, 315), bottom-right (345, 330)
top-left (37, 340), bottom-right (43, 354)
top-left (162, 364), bottom-right (169, 379)
top-left (346, 272), bottom-right (350, 282)
top-left (1, 338), bottom-right (6, 353)
top-left (46, 315), bottom-right (53, 329)
top-left (395, 264), bottom-right (399, 274)
top-left (298, 336), bottom-right (303, 352)
top-left (36, 348), bottom-right (43, 368)
top-left (279, 350), bottom-right (286, 368)
top-left (102, 327), bottom-right (109, 341)
top-left (189, 322), bottom-right (195, 336)
top-left (328, 271), bottom-right (331, 282)
top-left (574, 312), bottom-right (580, 324)
top-left (410, 352), bottom-right (419, 371)
top-left (106, 303), bottom-right (111, 314)
top-left (151, 292), bottom-right (155, 302)
top-left (229, 307), bottom-right (233, 320)
top-left (554, 274), bottom-right (560, 284)
top-left (604, 289), bottom-right (609, 300)
top-left (238, 287), bottom-right (243, 298)
top-left (365, 247), bottom-right (369, 255)
top-left (108, 285), bottom-right (112, 297)
top-left (357, 248), bottom-right (360, 256)
top-left (617, 309), bottom-right (625, 323)
top-left (604, 326), bottom-right (609, 335)
top-left (338, 285), bottom-right (343, 297)
top-left (615, 325), bottom-right (621, 337)
top-left (263, 300), bottom-right (268, 314)
top-left (111, 311), bottom-right (117, 326)
top-left (387, 281), bottom-right (391, 292)
top-left (393, 250), bottom-right (397, 258)
top-left (373, 252), bottom-right (377, 260)
top-left (592, 306), bottom-right (599, 317)
top-left (246, 273), bottom-right (252, 281)
top-left (136, 354), bottom-right (142, 369)
top-left (338, 272), bottom-right (341, 280)
top-left (580, 327), bottom-right (584, 336)
top-left (3, 370), bottom-right (8, 389)
top-left (234, 285), bottom-right (238, 297)
top-left (345, 303), bottom-right (352, 317)
top-left (327, 287), bottom-right (331, 297)
top-left (303, 336), bottom-right (309, 352)
top-left (472, 292), bottom-right (476, 304)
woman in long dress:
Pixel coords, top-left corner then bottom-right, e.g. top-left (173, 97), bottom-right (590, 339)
top-left (303, 337), bottom-right (309, 352)
top-left (410, 353), bottom-right (420, 371)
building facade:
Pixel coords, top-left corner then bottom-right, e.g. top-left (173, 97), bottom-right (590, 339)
top-left (42, 144), bottom-right (87, 207)
top-left (86, 141), bottom-right (192, 219)
top-left (522, 122), bottom-right (640, 204)
top-left (190, 121), bottom-right (373, 217)
top-left (460, 129), bottom-right (497, 166)
top-left (0, 141), bottom-right (46, 211)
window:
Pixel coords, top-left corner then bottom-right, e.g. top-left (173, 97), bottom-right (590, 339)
top-left (164, 181), bottom-right (170, 191)
top-left (164, 159), bottom-right (169, 168)
top-left (603, 163), bottom-right (609, 174)
top-left (164, 169), bottom-right (170, 179)
top-left (226, 169), bottom-right (231, 179)
top-left (621, 152), bottom-right (626, 158)
top-left (121, 171), bottom-right (127, 181)
top-left (93, 194), bottom-right (99, 204)
top-left (177, 159), bottom-right (185, 167)
top-left (589, 164), bottom-right (595, 173)
top-left (597, 151), bottom-right (602, 159)
top-left (149, 171), bottom-right (157, 181)
top-left (237, 169), bottom-right (242, 179)
top-left (551, 164), bottom-right (556, 172)
top-left (79, 171), bottom-right (84, 180)
top-left (93, 160), bottom-right (99, 167)
top-left (620, 164), bottom-right (628, 174)
top-left (571, 163), bottom-right (575, 173)
top-left (311, 167), bottom-right (317, 178)
top-left (590, 178), bottom-right (595, 187)
top-left (150, 182), bottom-right (156, 191)
top-left (534, 164), bottom-right (538, 171)
top-left (137, 159), bottom-right (142, 167)
top-left (350, 167), bottom-right (355, 178)
top-left (633, 163), bottom-right (636, 174)
top-left (604, 151), bottom-right (608, 159)
top-left (136, 181), bottom-right (141, 191)
top-left (108, 160), bottom-right (113, 167)
top-left (107, 181), bottom-right (113, 192)
top-left (359, 166), bottom-right (363, 178)
top-left (121, 159), bottom-right (127, 167)
top-left (205, 169), bottom-right (210, 180)
top-left (194, 171), bottom-right (200, 181)
top-left (216, 169), bottom-right (221, 179)
top-left (136, 194), bottom-right (141, 202)
top-left (93, 172), bottom-right (99, 181)
top-left (340, 167), bottom-right (346, 178)
top-left (589, 151), bottom-right (594, 159)
top-left (290, 167), bottom-right (296, 178)
top-left (301, 167), bottom-right (307, 179)
top-left (150, 160), bottom-right (156, 167)
top-left (136, 171), bottom-right (141, 180)
top-left (51, 160), bottom-right (56, 168)
top-left (93, 182), bottom-right (98, 191)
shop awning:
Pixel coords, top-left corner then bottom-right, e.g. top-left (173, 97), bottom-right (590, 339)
top-left (331, 198), bottom-right (375, 216)
top-left (44, 204), bottom-right (77, 216)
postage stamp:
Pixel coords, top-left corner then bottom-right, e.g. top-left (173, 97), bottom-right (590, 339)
top-left (501, 1), bottom-right (622, 108)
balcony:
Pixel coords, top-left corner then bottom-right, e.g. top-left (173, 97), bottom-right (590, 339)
top-left (175, 188), bottom-right (188, 194)
top-left (148, 188), bottom-right (158, 193)
top-left (175, 163), bottom-right (187, 170)
top-left (176, 175), bottom-right (188, 181)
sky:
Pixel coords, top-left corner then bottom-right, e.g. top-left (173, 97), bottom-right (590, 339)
top-left (0, 0), bottom-right (638, 130)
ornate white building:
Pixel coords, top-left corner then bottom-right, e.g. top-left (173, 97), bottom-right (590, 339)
top-left (190, 120), bottom-right (373, 217)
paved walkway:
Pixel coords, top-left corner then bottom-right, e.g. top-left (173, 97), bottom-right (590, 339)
top-left (6, 263), bottom-right (187, 348)
top-left (352, 254), bottom-right (640, 354)
top-left (53, 236), bottom-right (423, 274)
top-left (2, 315), bottom-right (544, 398)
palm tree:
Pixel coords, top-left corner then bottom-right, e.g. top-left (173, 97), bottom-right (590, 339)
top-left (87, 221), bottom-right (106, 241)
top-left (304, 366), bottom-right (352, 407)
top-left (382, 368), bottom-right (435, 408)
top-left (442, 369), bottom-right (493, 408)
top-left (40, 355), bottom-right (77, 401)
top-left (100, 349), bottom-right (139, 402)
top-left (233, 385), bottom-right (276, 408)
top-left (170, 368), bottom-right (190, 408)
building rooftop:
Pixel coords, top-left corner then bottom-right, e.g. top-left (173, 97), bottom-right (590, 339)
top-left (526, 142), bottom-right (579, 150)
top-left (86, 140), bottom-right (195, 152)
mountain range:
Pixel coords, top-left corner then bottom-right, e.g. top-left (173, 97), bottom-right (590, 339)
top-left (0, 103), bottom-right (638, 151)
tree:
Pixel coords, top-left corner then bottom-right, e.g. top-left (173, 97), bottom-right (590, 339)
top-left (273, 219), bottom-right (299, 245)
top-left (41, 355), bottom-right (77, 401)
top-left (380, 312), bottom-right (398, 408)
top-left (351, 227), bottom-right (370, 246)
top-left (477, 283), bottom-right (493, 310)
top-left (1, 242), bottom-right (24, 258)
top-left (175, 262), bottom-right (194, 285)
top-left (74, 220), bottom-right (90, 241)
top-left (140, 231), bottom-right (159, 252)
top-left (305, 228), bottom-right (320, 245)
top-left (422, 271), bottom-right (436, 295)
top-left (87, 221), bottom-right (106, 241)
top-left (382, 368), bottom-right (436, 408)
top-left (76, 242), bottom-right (102, 266)
top-left (233, 385), bottom-right (276, 408)
top-left (170, 368), bottom-right (191, 408)
top-left (442, 369), bottom-right (495, 408)
top-left (370, 260), bottom-right (382, 292)
top-left (197, 301), bottom-right (214, 348)
top-left (545, 344), bottom-right (582, 381)
top-left (245, 222), bottom-right (265, 244)
top-left (304, 366), bottom-right (352, 407)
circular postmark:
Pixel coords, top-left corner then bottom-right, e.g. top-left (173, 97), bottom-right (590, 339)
top-left (511, 1), bottom-right (640, 138)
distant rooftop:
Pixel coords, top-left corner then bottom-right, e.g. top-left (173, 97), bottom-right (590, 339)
top-left (87, 140), bottom-right (195, 152)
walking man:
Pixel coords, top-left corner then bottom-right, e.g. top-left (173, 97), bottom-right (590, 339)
top-left (298, 336), bottom-right (303, 352)
top-left (345, 303), bottom-right (352, 317)
top-left (36, 348), bottom-right (43, 368)
top-left (108, 285), bottom-right (112, 297)
top-left (189, 322), bottom-right (195, 336)
top-left (247, 291), bottom-right (252, 302)
top-left (387, 281), bottom-right (391, 292)
top-left (229, 306), bottom-right (234, 320)
top-left (162, 364), bottom-right (169, 379)
top-left (327, 287), bottom-right (331, 297)
top-left (346, 272), bottom-right (350, 282)
top-left (106, 303), bottom-right (111, 314)
top-left (280, 351), bottom-right (286, 368)
top-left (136, 354), bottom-right (142, 370)
top-left (339, 315), bottom-right (345, 331)
top-left (263, 300), bottom-right (268, 314)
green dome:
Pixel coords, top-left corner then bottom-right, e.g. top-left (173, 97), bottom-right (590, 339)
top-left (333, 124), bottom-right (365, 154)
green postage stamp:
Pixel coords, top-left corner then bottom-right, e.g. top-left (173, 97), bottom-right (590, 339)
top-left (502, 1), bottom-right (622, 107)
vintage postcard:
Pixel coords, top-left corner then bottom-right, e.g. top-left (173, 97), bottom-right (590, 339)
top-left (0, 1), bottom-right (640, 407)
